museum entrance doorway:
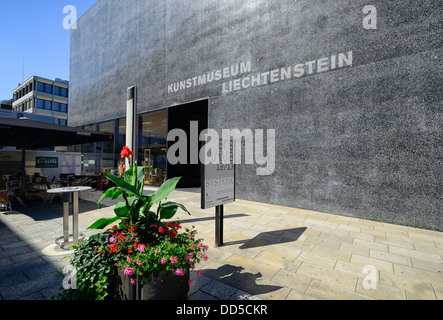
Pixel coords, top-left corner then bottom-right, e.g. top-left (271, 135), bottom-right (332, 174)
top-left (167, 99), bottom-right (209, 188)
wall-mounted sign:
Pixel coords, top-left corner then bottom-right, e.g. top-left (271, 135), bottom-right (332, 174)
top-left (36, 157), bottom-right (58, 168)
top-left (201, 136), bottom-right (235, 209)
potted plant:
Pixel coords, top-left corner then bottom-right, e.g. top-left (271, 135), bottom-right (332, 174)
top-left (54, 146), bottom-right (208, 300)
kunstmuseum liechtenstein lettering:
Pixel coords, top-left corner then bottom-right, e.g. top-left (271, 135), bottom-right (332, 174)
top-left (68, 0), bottom-right (441, 231)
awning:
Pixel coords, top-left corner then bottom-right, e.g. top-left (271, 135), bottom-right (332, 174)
top-left (0, 117), bottom-right (113, 149)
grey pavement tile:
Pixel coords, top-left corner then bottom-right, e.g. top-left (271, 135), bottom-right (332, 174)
top-left (0, 272), bottom-right (62, 300)
top-left (0, 270), bottom-right (29, 288)
top-left (0, 257), bottom-right (14, 268)
top-left (18, 291), bottom-right (44, 300)
top-left (189, 273), bottom-right (213, 296)
top-left (20, 258), bottom-right (60, 280)
top-left (0, 245), bottom-right (32, 260)
top-left (188, 290), bottom-right (219, 300)
top-left (228, 290), bottom-right (263, 300)
top-left (200, 280), bottom-right (238, 300)
top-left (10, 250), bottom-right (42, 264)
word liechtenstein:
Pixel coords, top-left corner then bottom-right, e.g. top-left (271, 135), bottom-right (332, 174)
top-left (168, 50), bottom-right (353, 94)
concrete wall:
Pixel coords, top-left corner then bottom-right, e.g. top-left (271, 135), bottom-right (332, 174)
top-left (69, 0), bottom-right (442, 230)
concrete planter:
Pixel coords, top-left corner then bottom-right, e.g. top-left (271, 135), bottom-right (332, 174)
top-left (114, 268), bottom-right (189, 300)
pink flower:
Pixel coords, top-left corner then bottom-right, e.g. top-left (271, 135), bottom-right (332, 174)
top-left (124, 267), bottom-right (135, 276)
top-left (127, 256), bottom-right (132, 263)
top-left (160, 258), bottom-right (167, 264)
top-left (196, 270), bottom-right (202, 276)
top-left (188, 234), bottom-right (194, 239)
top-left (197, 242), bottom-right (203, 249)
top-left (137, 244), bottom-right (145, 252)
top-left (154, 248), bottom-right (158, 256)
top-left (109, 237), bottom-right (116, 244)
top-left (170, 256), bottom-right (179, 264)
top-left (176, 269), bottom-right (185, 276)
top-left (130, 278), bottom-right (136, 285)
top-left (188, 279), bottom-right (194, 285)
top-left (189, 243), bottom-right (194, 250)
top-left (136, 260), bottom-right (142, 265)
top-left (204, 245), bottom-right (209, 251)
top-left (203, 254), bottom-right (208, 261)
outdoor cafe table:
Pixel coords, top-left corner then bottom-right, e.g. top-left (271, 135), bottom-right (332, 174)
top-left (47, 186), bottom-right (91, 250)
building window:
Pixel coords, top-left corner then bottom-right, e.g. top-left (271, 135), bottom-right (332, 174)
top-left (37, 82), bottom-right (45, 92)
top-left (44, 84), bottom-right (52, 94)
top-left (44, 100), bottom-right (52, 110)
top-left (36, 99), bottom-right (44, 109)
top-left (59, 119), bottom-right (67, 126)
top-left (53, 86), bottom-right (60, 96)
top-left (60, 87), bottom-right (68, 97)
top-left (53, 102), bottom-right (60, 112)
top-left (60, 104), bottom-right (67, 113)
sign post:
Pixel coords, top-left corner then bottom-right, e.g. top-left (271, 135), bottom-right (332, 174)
top-left (201, 136), bottom-right (235, 247)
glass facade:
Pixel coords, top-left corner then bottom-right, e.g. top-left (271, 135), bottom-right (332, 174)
top-left (73, 109), bottom-right (167, 183)
top-left (138, 110), bottom-right (167, 185)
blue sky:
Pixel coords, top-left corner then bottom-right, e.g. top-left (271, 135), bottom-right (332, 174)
top-left (0, 0), bottom-right (98, 100)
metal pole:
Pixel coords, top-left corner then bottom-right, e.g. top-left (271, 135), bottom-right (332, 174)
top-left (215, 205), bottom-right (224, 247)
top-left (220, 204), bottom-right (224, 245)
top-left (217, 206), bottom-right (220, 247)
top-left (126, 86), bottom-right (137, 167)
top-left (62, 193), bottom-right (70, 245)
top-left (73, 191), bottom-right (79, 244)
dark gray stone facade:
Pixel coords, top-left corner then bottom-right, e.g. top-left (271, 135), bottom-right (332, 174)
top-left (69, 0), bottom-right (442, 230)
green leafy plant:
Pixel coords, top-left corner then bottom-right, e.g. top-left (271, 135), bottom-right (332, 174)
top-left (53, 232), bottom-right (119, 300)
top-left (54, 146), bottom-right (208, 300)
top-left (89, 147), bottom-right (189, 231)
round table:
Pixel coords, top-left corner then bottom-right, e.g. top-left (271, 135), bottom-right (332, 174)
top-left (47, 186), bottom-right (92, 250)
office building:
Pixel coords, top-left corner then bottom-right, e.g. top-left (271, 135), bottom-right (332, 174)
top-left (12, 76), bottom-right (69, 126)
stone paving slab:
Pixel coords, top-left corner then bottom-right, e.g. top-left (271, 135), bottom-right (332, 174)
top-left (0, 187), bottom-right (442, 300)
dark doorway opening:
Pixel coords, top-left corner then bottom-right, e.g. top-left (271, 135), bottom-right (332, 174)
top-left (167, 99), bottom-right (208, 188)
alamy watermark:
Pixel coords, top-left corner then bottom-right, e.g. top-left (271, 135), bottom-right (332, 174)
top-left (167, 122), bottom-right (275, 176)
top-left (62, 265), bottom-right (77, 290)
top-left (362, 265), bottom-right (377, 290)
top-left (63, 5), bottom-right (77, 30)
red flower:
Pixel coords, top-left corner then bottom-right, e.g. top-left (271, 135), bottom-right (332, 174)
top-left (119, 163), bottom-right (126, 175)
top-left (159, 227), bottom-right (166, 233)
top-left (120, 146), bottom-right (134, 159)
top-left (109, 243), bottom-right (118, 253)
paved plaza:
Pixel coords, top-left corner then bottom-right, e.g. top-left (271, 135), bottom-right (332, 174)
top-left (0, 186), bottom-right (442, 300)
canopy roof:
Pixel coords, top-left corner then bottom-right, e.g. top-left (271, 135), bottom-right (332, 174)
top-left (0, 117), bottom-right (113, 149)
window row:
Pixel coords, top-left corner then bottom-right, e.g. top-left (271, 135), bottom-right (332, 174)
top-left (36, 82), bottom-right (68, 97)
top-left (36, 99), bottom-right (68, 113)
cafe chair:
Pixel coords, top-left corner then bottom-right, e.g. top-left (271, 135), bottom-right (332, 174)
top-left (79, 178), bottom-right (93, 200)
top-left (0, 190), bottom-right (12, 213)
top-left (36, 176), bottom-right (48, 190)
top-left (45, 184), bottom-right (62, 204)
top-left (8, 186), bottom-right (25, 207)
